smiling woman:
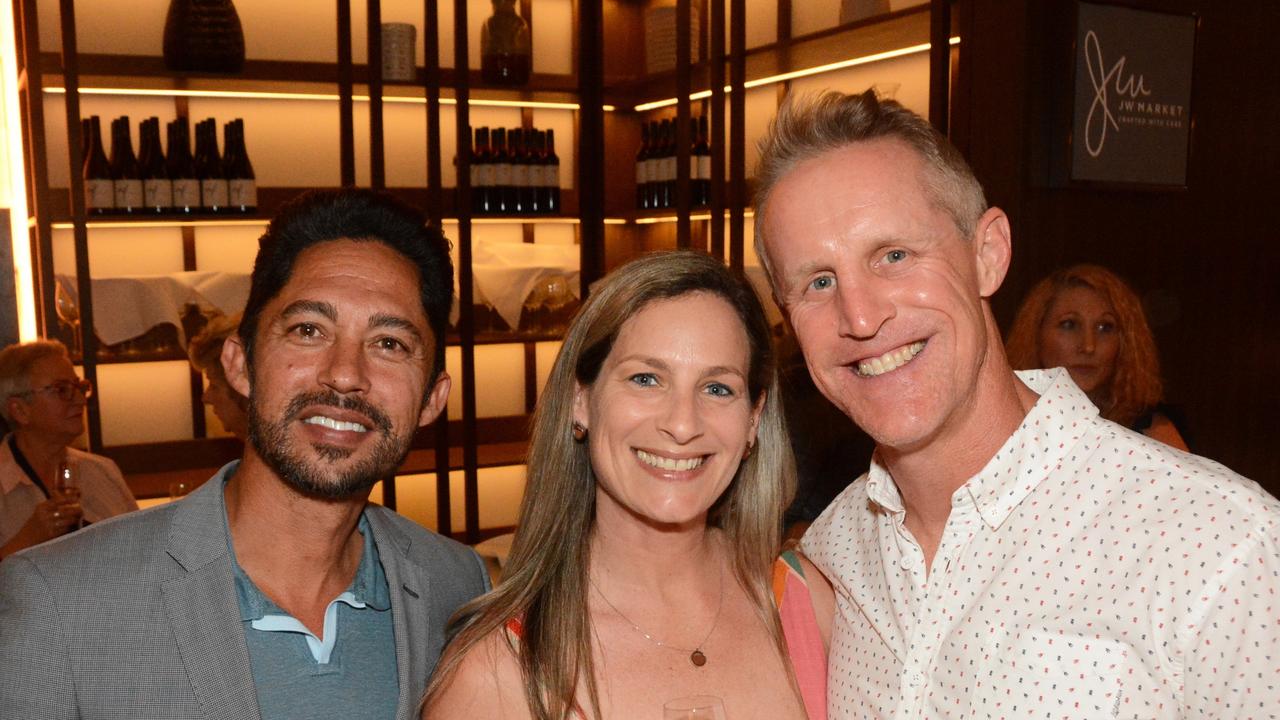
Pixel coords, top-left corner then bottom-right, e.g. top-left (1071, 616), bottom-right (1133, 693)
top-left (423, 251), bottom-right (832, 720)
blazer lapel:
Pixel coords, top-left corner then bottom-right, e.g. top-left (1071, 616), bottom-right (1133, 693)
top-left (161, 472), bottom-right (261, 720)
top-left (368, 510), bottom-right (438, 720)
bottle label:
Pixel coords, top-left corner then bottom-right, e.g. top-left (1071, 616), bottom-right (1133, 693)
top-left (661, 157), bottom-right (677, 182)
top-left (478, 164), bottom-right (496, 187)
top-left (527, 164), bottom-right (545, 187)
top-left (494, 163), bottom-right (512, 186)
top-left (697, 155), bottom-right (712, 180)
top-left (201, 178), bottom-right (229, 209)
top-left (512, 164), bottom-right (529, 188)
top-left (642, 158), bottom-right (656, 184)
top-left (469, 165), bottom-right (479, 187)
top-left (636, 160), bottom-right (647, 185)
top-left (546, 166), bottom-right (560, 187)
top-left (84, 179), bottom-right (114, 211)
top-left (229, 179), bottom-right (257, 209)
top-left (144, 179), bottom-right (174, 210)
top-left (113, 179), bottom-right (143, 211)
top-left (172, 179), bottom-right (200, 210)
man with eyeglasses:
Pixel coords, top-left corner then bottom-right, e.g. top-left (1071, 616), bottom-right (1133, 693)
top-left (0, 339), bottom-right (137, 559)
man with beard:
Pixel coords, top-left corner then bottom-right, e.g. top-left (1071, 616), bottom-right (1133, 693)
top-left (0, 189), bottom-right (491, 720)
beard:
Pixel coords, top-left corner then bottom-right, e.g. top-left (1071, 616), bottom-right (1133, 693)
top-left (248, 389), bottom-right (413, 500)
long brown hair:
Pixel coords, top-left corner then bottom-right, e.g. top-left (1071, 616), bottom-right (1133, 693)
top-left (424, 251), bottom-right (797, 719)
top-left (1005, 264), bottom-right (1164, 426)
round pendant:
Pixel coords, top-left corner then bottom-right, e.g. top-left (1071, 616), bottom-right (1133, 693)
top-left (690, 650), bottom-right (707, 667)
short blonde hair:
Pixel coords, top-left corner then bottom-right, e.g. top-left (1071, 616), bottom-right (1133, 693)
top-left (753, 89), bottom-right (987, 281)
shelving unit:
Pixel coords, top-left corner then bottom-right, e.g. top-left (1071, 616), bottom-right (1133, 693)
top-left (10, 0), bottom-right (951, 542)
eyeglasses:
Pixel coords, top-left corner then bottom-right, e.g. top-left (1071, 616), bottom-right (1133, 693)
top-left (15, 379), bottom-right (94, 402)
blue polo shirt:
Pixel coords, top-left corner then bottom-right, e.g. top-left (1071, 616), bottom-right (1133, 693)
top-left (228, 512), bottom-right (399, 720)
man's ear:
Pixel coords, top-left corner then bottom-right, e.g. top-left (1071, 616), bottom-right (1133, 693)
top-left (222, 334), bottom-right (252, 399)
top-left (972, 207), bottom-right (1013, 298)
top-left (5, 396), bottom-right (30, 428)
top-left (418, 371), bottom-right (452, 427)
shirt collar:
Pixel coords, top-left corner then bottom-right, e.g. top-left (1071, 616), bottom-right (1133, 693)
top-left (865, 368), bottom-right (1100, 530)
top-left (225, 492), bottom-right (391, 622)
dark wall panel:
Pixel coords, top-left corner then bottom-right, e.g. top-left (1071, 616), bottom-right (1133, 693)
top-left (959, 0), bottom-right (1280, 490)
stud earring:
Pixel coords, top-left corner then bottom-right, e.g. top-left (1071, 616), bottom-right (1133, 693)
top-left (742, 441), bottom-right (754, 460)
top-left (572, 422), bottom-right (588, 442)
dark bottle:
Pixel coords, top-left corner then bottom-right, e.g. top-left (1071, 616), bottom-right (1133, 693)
top-left (693, 115), bottom-right (711, 207)
top-left (527, 129), bottom-right (545, 215)
top-left (138, 117), bottom-right (173, 213)
top-left (224, 119), bottom-right (256, 213)
top-left (166, 118), bottom-right (199, 214)
top-left (491, 128), bottom-right (511, 215)
top-left (110, 117), bottom-right (143, 214)
top-left (195, 118), bottom-right (229, 213)
top-left (472, 127), bottom-right (494, 215)
top-left (80, 118), bottom-right (92, 166)
top-left (658, 119), bottom-right (675, 210)
top-left (543, 128), bottom-right (560, 214)
top-left (636, 122), bottom-right (650, 210)
top-left (480, 0), bottom-right (531, 86)
top-left (511, 127), bottom-right (532, 215)
top-left (82, 115), bottom-right (114, 215)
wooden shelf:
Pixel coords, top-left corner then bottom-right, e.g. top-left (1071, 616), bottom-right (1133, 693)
top-left (39, 53), bottom-right (580, 99)
top-left (606, 6), bottom-right (933, 110)
top-left (46, 187), bottom-right (582, 226)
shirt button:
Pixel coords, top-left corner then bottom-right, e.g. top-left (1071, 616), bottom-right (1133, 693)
top-left (899, 555), bottom-right (914, 570)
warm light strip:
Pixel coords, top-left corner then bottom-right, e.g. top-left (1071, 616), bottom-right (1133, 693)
top-left (633, 36), bottom-right (962, 112)
top-left (633, 209), bottom-right (754, 225)
top-left (1, 1), bottom-right (36, 340)
top-left (44, 87), bottom-right (613, 112)
top-left (50, 218), bottom-right (269, 230)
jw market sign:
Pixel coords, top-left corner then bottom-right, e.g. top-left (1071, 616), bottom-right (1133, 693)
top-left (1070, 2), bottom-right (1197, 187)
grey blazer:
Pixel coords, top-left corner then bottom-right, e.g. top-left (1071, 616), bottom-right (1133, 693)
top-left (0, 466), bottom-right (490, 720)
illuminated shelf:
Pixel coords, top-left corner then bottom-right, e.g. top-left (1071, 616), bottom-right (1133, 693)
top-left (44, 187), bottom-right (583, 227)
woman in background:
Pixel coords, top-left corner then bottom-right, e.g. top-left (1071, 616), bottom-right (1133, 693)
top-left (424, 251), bottom-right (830, 719)
top-left (0, 340), bottom-right (137, 558)
top-left (1006, 264), bottom-right (1189, 450)
top-left (186, 313), bottom-right (248, 441)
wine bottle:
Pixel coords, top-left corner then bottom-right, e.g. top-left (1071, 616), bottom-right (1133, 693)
top-left (512, 127), bottom-right (532, 215)
top-left (81, 115), bottom-right (114, 215)
top-left (659, 119), bottom-right (675, 210)
top-left (636, 122), bottom-right (650, 210)
top-left (693, 115), bottom-right (711, 208)
top-left (196, 119), bottom-right (228, 213)
top-left (491, 128), bottom-right (511, 215)
top-left (543, 128), bottom-right (560, 214)
top-left (110, 116), bottom-right (143, 214)
top-left (225, 119), bottom-right (256, 213)
top-left (80, 118), bottom-right (92, 166)
top-left (166, 119), bottom-right (199, 214)
top-left (139, 118), bottom-right (173, 214)
top-left (527, 129), bottom-right (546, 215)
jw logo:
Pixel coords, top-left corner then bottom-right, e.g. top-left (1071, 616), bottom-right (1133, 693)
top-left (1083, 29), bottom-right (1151, 158)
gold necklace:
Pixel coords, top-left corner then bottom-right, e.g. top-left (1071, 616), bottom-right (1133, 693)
top-left (589, 562), bottom-right (724, 668)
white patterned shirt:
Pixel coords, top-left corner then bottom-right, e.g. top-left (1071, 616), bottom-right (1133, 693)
top-left (802, 369), bottom-right (1280, 720)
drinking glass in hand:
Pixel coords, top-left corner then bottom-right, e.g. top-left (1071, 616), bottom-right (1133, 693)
top-left (663, 695), bottom-right (727, 720)
top-left (53, 460), bottom-right (84, 530)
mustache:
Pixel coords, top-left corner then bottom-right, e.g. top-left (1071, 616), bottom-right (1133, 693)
top-left (282, 390), bottom-right (393, 434)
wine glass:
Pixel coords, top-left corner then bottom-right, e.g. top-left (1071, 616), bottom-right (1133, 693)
top-left (52, 460), bottom-right (84, 530)
top-left (521, 283), bottom-right (548, 336)
top-left (542, 274), bottom-right (572, 333)
top-left (663, 695), bottom-right (727, 719)
top-left (55, 279), bottom-right (82, 356)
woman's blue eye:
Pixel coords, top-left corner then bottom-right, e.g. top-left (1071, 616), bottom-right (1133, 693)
top-left (1097, 322), bottom-right (1117, 334)
top-left (1057, 319), bottom-right (1078, 331)
top-left (629, 373), bottom-right (658, 387)
top-left (706, 383), bottom-right (734, 397)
